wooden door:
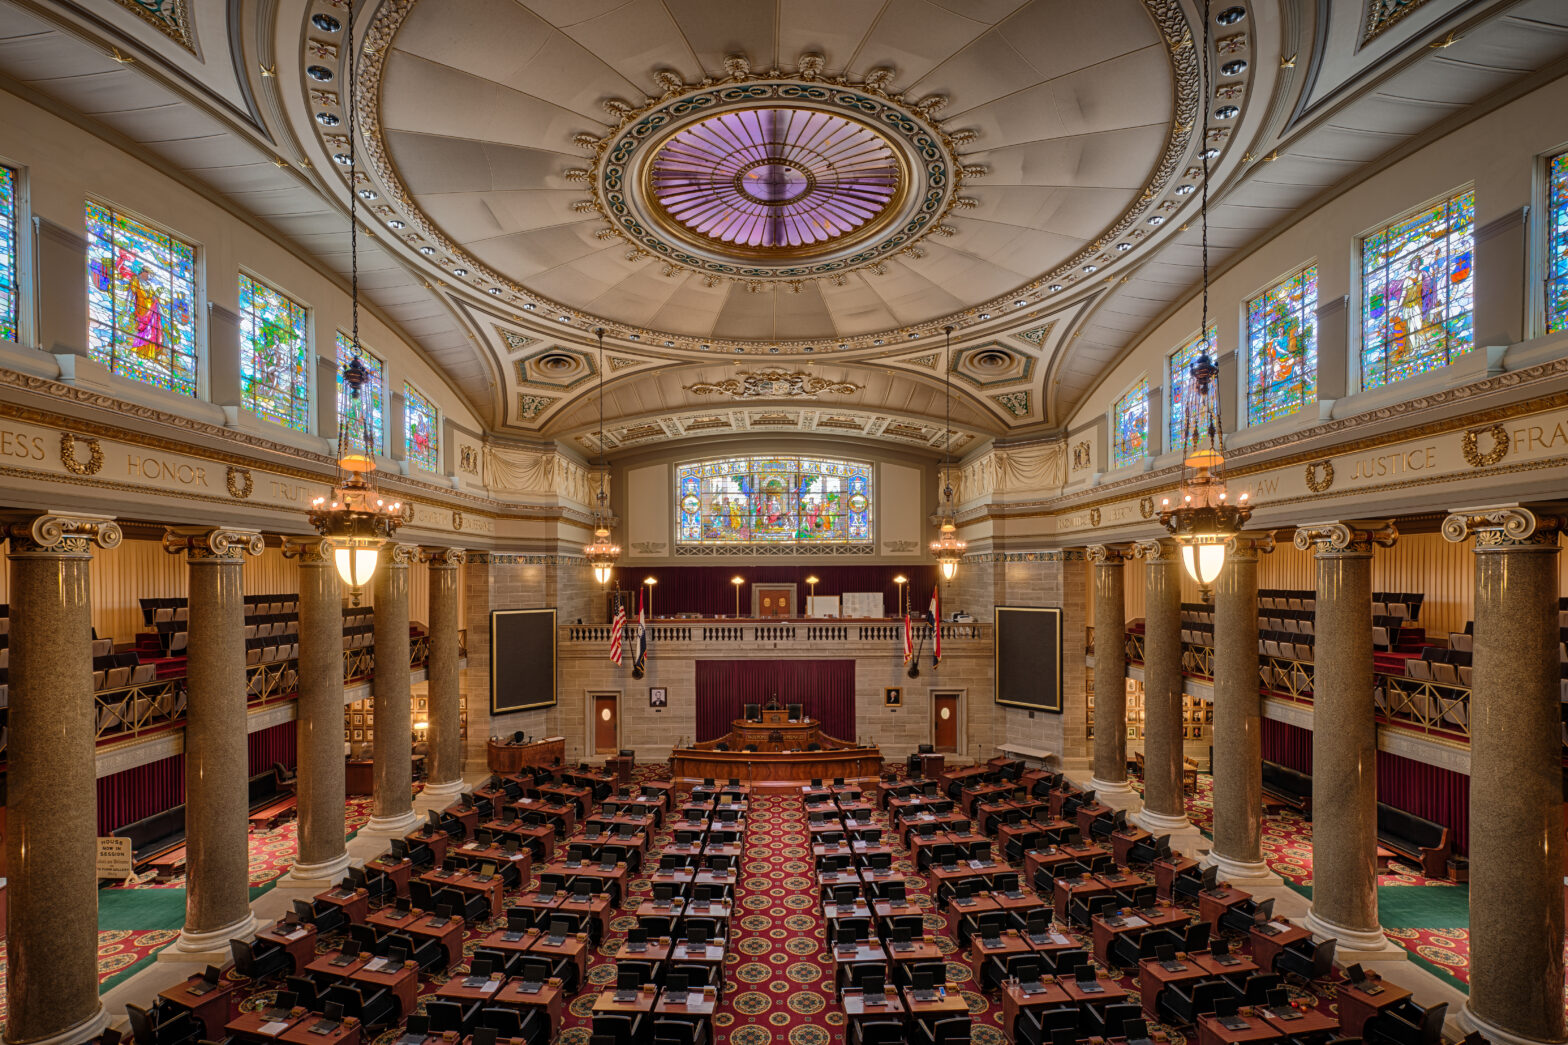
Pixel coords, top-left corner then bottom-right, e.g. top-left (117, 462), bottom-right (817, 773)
top-left (593, 693), bottom-right (619, 754)
top-left (933, 692), bottom-right (960, 753)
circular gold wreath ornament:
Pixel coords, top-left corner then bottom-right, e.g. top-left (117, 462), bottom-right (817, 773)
top-left (1460, 423), bottom-right (1509, 468)
top-left (60, 432), bottom-right (104, 476)
top-left (1304, 459), bottom-right (1334, 493)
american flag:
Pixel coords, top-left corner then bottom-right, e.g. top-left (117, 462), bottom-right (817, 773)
top-left (902, 608), bottom-right (913, 664)
top-left (929, 586), bottom-right (942, 666)
top-left (609, 597), bottom-right (626, 664)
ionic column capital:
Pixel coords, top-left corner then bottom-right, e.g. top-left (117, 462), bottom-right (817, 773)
top-left (385, 542), bottom-right (421, 568)
top-left (422, 547), bottom-right (466, 568)
top-left (1222, 530), bottom-right (1276, 564)
top-left (1441, 504), bottom-right (1567, 550)
top-left (1086, 544), bottom-right (1127, 565)
top-left (1131, 537), bottom-right (1180, 564)
top-left (2, 511), bottom-right (122, 557)
top-left (1292, 520), bottom-right (1397, 556)
top-left (281, 536), bottom-right (336, 565)
top-left (163, 526), bottom-right (264, 561)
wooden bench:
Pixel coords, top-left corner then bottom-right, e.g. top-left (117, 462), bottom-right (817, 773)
top-left (247, 795), bottom-right (297, 830)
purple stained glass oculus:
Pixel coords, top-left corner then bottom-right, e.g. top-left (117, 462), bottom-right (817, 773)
top-left (647, 108), bottom-right (902, 252)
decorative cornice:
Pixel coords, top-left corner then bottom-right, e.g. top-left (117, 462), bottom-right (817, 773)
top-left (2, 512), bottom-right (123, 556)
top-left (684, 369), bottom-right (860, 400)
top-left (1441, 504), bottom-right (1566, 549)
top-left (1292, 520), bottom-right (1398, 555)
top-left (467, 552), bottom-right (587, 566)
top-left (964, 549), bottom-right (1083, 563)
top-left (162, 526), bottom-right (265, 561)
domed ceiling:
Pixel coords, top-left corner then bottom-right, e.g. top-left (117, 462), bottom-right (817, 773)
top-left (21, 0), bottom-right (1564, 449)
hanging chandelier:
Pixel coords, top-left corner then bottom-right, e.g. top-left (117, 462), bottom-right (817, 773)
top-left (308, 0), bottom-right (406, 605)
top-left (1159, 0), bottom-right (1252, 595)
top-left (930, 325), bottom-right (966, 581)
top-left (583, 327), bottom-right (620, 585)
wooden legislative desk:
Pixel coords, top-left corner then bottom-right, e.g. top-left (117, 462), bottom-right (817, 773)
top-left (670, 716), bottom-right (881, 784)
top-left (487, 736), bottom-right (566, 774)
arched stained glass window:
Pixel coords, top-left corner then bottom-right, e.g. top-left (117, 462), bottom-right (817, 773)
top-left (676, 455), bottom-right (872, 545)
top-left (1547, 151), bottom-right (1568, 334)
top-left (404, 381), bottom-right (439, 472)
top-left (1247, 265), bottom-right (1318, 425)
top-left (0, 166), bottom-right (17, 344)
top-left (1361, 187), bottom-right (1475, 389)
top-left (1167, 327), bottom-right (1217, 453)
top-left (86, 201), bottom-right (198, 396)
top-left (1111, 378), bottom-right (1149, 468)
top-left (238, 273), bottom-right (310, 431)
top-left (335, 332), bottom-right (384, 456)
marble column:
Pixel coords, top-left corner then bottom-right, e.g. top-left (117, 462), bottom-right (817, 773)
top-left (282, 538), bottom-right (349, 883)
top-left (1296, 521), bottom-right (1399, 956)
top-left (2, 513), bottom-right (119, 1045)
top-left (166, 527), bottom-right (263, 954)
top-left (422, 547), bottom-right (465, 798)
top-left (1444, 507), bottom-right (1565, 1045)
top-left (1207, 534), bottom-right (1280, 882)
top-left (1087, 545), bottom-right (1131, 794)
top-left (1133, 538), bottom-right (1189, 832)
top-left (368, 543), bottom-right (419, 833)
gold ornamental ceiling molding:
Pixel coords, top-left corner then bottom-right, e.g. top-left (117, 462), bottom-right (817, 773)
top-left (683, 369), bottom-right (860, 400)
top-left (329, 0), bottom-right (1213, 357)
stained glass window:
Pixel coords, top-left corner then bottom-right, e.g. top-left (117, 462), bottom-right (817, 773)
top-left (1247, 266), bottom-right (1318, 425)
top-left (335, 332), bottom-right (384, 457)
top-left (676, 455), bottom-right (872, 545)
top-left (1361, 188), bottom-right (1474, 389)
top-left (86, 201), bottom-right (198, 395)
top-left (1111, 379), bottom-right (1149, 468)
top-left (0, 166), bottom-right (17, 344)
top-left (1547, 152), bottom-right (1568, 334)
top-left (1167, 327), bottom-right (1217, 453)
top-left (404, 382), bottom-right (439, 472)
top-left (238, 274), bottom-right (310, 431)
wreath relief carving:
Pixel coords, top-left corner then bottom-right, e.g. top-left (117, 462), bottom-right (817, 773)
top-left (226, 466), bottom-right (254, 499)
top-left (60, 432), bottom-right (104, 476)
top-left (1304, 459), bottom-right (1334, 493)
top-left (1461, 423), bottom-right (1509, 468)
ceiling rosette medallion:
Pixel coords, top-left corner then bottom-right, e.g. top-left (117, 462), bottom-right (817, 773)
top-left (576, 52), bottom-right (968, 288)
top-left (684, 369), bottom-right (860, 400)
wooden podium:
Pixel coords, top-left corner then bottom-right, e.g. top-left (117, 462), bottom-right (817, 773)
top-left (757, 708), bottom-right (792, 725)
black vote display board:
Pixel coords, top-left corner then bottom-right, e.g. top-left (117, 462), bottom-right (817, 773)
top-left (993, 605), bottom-right (1063, 712)
top-left (490, 608), bottom-right (557, 713)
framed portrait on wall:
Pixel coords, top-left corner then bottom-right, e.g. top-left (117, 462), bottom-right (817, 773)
top-left (649, 687), bottom-right (668, 708)
top-left (351, 729), bottom-right (363, 741)
top-left (885, 687), bottom-right (902, 707)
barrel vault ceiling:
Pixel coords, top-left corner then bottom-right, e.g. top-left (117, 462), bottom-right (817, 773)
top-left (4, 0), bottom-right (1568, 456)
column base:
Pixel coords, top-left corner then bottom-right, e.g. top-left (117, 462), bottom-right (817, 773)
top-left (360, 810), bottom-right (419, 837)
top-left (1089, 776), bottom-right (1135, 795)
top-left (1132, 807), bottom-right (1193, 833)
top-left (420, 778), bottom-right (465, 800)
top-left (287, 852), bottom-right (352, 886)
top-left (1459, 999), bottom-right (1562, 1045)
top-left (1204, 850), bottom-right (1283, 886)
top-left (1303, 909), bottom-right (1406, 961)
top-left (168, 912), bottom-right (258, 961)
top-left (2, 1002), bottom-right (107, 1045)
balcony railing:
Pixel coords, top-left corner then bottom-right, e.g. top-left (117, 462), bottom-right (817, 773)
top-left (562, 620), bottom-right (989, 652)
top-left (78, 628), bottom-right (468, 750)
top-left (1122, 630), bottom-right (1474, 745)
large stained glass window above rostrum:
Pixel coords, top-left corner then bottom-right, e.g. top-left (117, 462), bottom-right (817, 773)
top-left (1361, 187), bottom-right (1474, 389)
top-left (1247, 265), bottom-right (1318, 425)
top-left (86, 201), bottom-right (198, 395)
top-left (238, 273), bottom-right (310, 431)
top-left (677, 455), bottom-right (872, 545)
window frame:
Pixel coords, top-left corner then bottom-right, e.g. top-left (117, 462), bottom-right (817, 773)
top-left (1166, 326), bottom-right (1217, 455)
top-left (84, 196), bottom-right (205, 398)
top-left (334, 331), bottom-right (386, 457)
top-left (0, 160), bottom-right (26, 347)
top-left (1537, 144), bottom-right (1568, 338)
top-left (1244, 262), bottom-right (1319, 427)
top-left (1355, 183), bottom-right (1476, 393)
top-left (237, 269), bottom-right (312, 433)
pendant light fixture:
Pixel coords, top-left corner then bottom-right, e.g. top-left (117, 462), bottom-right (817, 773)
top-left (583, 327), bottom-right (621, 585)
top-left (308, 0), bottom-right (406, 605)
top-left (1159, 0), bottom-right (1252, 595)
top-left (929, 325), bottom-right (966, 581)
